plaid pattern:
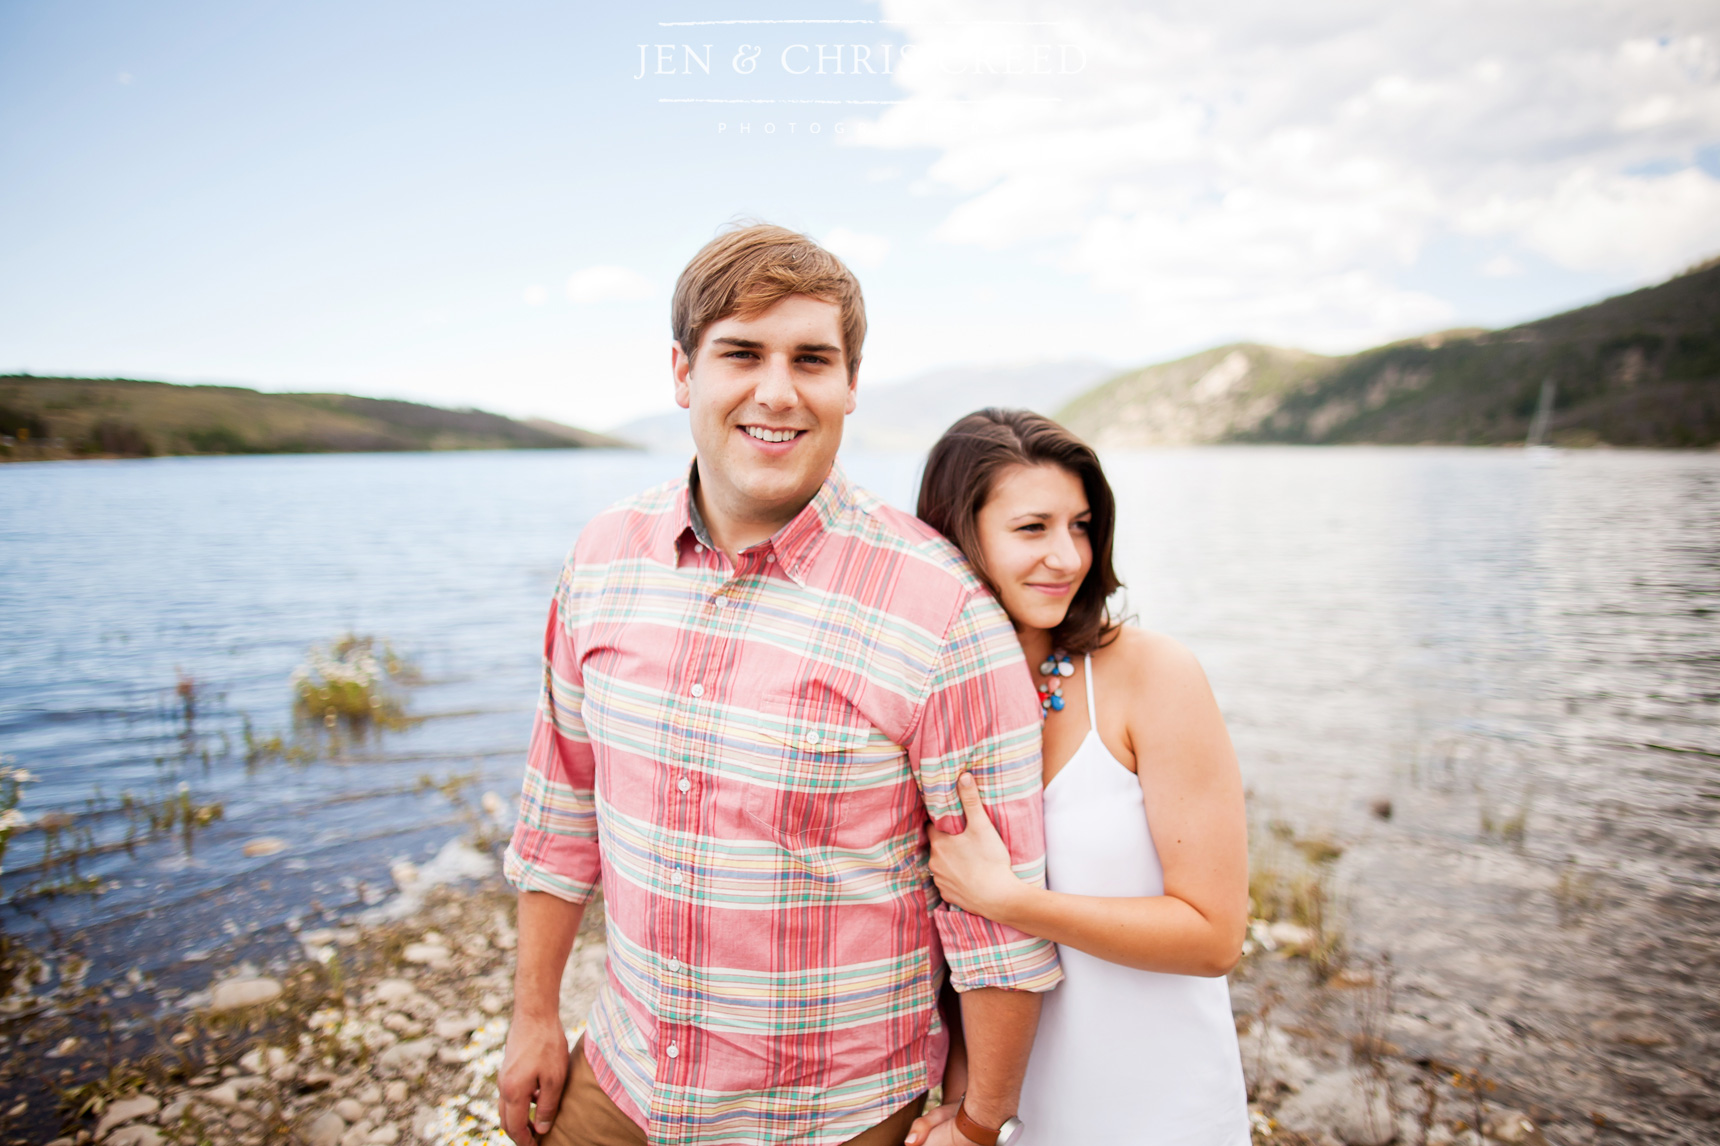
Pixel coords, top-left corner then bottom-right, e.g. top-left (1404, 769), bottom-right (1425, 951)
top-left (505, 463), bottom-right (1060, 1146)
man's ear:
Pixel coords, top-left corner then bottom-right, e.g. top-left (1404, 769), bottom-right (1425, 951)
top-left (672, 342), bottom-right (693, 411)
top-left (845, 361), bottom-right (860, 415)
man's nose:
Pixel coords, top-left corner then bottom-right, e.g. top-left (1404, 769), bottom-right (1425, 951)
top-left (752, 355), bottom-right (800, 410)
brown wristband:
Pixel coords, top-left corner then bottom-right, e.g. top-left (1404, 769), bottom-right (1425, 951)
top-left (954, 1097), bottom-right (1000, 1146)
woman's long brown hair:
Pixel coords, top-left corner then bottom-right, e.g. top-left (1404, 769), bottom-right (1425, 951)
top-left (917, 408), bottom-right (1122, 654)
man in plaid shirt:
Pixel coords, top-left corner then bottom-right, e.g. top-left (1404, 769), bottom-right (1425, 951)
top-left (499, 224), bottom-right (1060, 1146)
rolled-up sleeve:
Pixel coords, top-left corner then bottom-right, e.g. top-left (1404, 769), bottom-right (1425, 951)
top-left (503, 559), bottom-right (601, 904)
top-left (910, 591), bottom-right (1062, 993)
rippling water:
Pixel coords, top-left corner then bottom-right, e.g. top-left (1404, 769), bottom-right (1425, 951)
top-left (2, 447), bottom-right (1715, 1142)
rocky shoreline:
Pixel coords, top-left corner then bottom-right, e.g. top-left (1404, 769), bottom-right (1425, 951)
top-left (0, 861), bottom-right (1563, 1146)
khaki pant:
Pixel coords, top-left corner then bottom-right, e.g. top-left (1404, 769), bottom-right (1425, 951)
top-left (544, 1037), bottom-right (925, 1146)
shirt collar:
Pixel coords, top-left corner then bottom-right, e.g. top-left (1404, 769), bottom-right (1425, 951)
top-left (663, 459), bottom-right (853, 586)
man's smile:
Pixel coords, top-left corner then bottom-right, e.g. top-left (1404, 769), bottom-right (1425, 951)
top-left (740, 425), bottom-right (806, 444)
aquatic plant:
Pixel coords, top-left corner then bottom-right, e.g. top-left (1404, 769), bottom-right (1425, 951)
top-left (1245, 815), bottom-right (1348, 977)
top-left (0, 758), bottom-right (34, 879)
top-left (289, 635), bottom-right (416, 734)
top-left (1477, 785), bottom-right (1531, 846)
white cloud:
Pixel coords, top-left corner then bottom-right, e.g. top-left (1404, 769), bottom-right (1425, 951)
top-left (565, 266), bottom-right (655, 305)
top-left (521, 284), bottom-right (548, 306)
top-left (822, 226), bottom-right (893, 268)
top-left (857, 1), bottom-right (1720, 351)
top-left (1469, 166), bottom-right (1720, 274)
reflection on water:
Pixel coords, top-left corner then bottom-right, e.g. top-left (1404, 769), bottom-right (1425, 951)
top-left (1108, 448), bottom-right (1719, 1143)
top-left (1, 447), bottom-right (1715, 1141)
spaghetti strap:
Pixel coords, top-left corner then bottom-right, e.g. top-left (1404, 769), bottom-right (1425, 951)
top-left (1083, 653), bottom-right (1097, 726)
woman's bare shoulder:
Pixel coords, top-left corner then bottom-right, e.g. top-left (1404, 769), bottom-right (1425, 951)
top-left (1092, 624), bottom-right (1209, 692)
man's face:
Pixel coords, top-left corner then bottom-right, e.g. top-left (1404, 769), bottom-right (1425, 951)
top-left (674, 293), bottom-right (856, 528)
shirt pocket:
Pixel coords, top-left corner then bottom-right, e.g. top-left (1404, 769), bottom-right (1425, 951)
top-left (742, 716), bottom-right (875, 847)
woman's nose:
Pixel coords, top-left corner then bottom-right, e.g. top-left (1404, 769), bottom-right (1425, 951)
top-left (1045, 527), bottom-right (1081, 570)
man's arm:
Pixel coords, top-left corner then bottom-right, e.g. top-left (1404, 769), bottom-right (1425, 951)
top-left (955, 987), bottom-right (1041, 1129)
top-left (498, 892), bottom-right (584, 1144)
top-left (909, 988), bottom-right (1040, 1146)
top-left (906, 591), bottom-right (1060, 1143)
top-left (497, 583), bottom-right (604, 1145)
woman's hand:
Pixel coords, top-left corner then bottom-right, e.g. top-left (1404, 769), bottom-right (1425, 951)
top-left (929, 773), bottom-right (1031, 922)
top-left (904, 1100), bottom-right (960, 1146)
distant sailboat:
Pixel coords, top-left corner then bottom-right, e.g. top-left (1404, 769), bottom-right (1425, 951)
top-left (1526, 377), bottom-right (1555, 452)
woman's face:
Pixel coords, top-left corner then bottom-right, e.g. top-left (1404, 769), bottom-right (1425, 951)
top-left (974, 463), bottom-right (1093, 634)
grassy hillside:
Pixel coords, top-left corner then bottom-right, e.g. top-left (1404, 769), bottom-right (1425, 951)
top-left (0, 376), bottom-right (635, 461)
top-left (1058, 343), bottom-right (1343, 448)
top-left (1059, 259), bottom-right (1720, 448)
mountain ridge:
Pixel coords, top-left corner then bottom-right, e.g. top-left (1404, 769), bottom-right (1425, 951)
top-left (1060, 261), bottom-right (1720, 448)
top-left (0, 376), bottom-right (635, 460)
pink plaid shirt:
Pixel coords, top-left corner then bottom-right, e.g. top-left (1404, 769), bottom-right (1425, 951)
top-left (504, 463), bottom-right (1060, 1146)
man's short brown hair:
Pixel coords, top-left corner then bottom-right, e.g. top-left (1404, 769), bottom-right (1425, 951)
top-left (672, 224), bottom-right (866, 379)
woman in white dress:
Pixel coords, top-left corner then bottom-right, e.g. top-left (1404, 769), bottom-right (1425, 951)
top-left (908, 409), bottom-right (1251, 1146)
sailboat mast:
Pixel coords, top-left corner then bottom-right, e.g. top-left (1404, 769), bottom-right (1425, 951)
top-left (1527, 377), bottom-right (1555, 447)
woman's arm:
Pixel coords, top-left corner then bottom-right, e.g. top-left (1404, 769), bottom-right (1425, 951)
top-left (928, 632), bottom-right (1248, 977)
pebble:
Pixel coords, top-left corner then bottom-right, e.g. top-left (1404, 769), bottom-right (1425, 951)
top-left (1267, 921), bottom-right (1315, 952)
top-left (383, 1081), bottom-right (408, 1105)
top-left (434, 1012), bottom-right (482, 1041)
top-left (340, 1123), bottom-right (374, 1146)
top-left (202, 1082), bottom-right (241, 1107)
top-left (1329, 967), bottom-right (1376, 988)
top-left (373, 979), bottom-right (417, 1005)
top-left (368, 1124), bottom-right (400, 1144)
top-left (305, 1111), bottom-right (347, 1146)
top-left (207, 976), bottom-right (283, 1012)
top-left (105, 1128), bottom-right (163, 1146)
top-left (242, 837), bottom-right (288, 857)
top-left (355, 1083), bottom-right (382, 1105)
top-left (94, 1094), bottom-right (159, 1138)
top-left (1486, 1110), bottom-right (1548, 1146)
top-left (334, 1099), bottom-right (367, 1123)
top-left (401, 943), bottom-right (450, 967)
top-left (1274, 1070), bottom-right (1394, 1146)
top-left (377, 1037), bottom-right (437, 1078)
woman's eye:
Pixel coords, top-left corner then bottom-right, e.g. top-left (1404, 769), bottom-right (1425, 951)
top-left (1073, 519), bottom-right (1091, 533)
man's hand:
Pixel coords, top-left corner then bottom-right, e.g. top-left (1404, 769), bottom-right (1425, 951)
top-left (498, 1012), bottom-right (570, 1145)
top-left (928, 773), bottom-right (1031, 922)
top-left (500, 891), bottom-right (585, 1145)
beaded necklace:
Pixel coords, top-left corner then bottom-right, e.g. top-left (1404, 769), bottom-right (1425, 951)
top-left (1036, 650), bottom-right (1074, 718)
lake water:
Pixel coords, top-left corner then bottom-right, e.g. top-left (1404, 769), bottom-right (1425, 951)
top-left (2, 447), bottom-right (1716, 1142)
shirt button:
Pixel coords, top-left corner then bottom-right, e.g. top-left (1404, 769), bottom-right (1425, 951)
top-left (677, 777), bottom-right (691, 793)
top-left (765, 553), bottom-right (775, 564)
top-left (804, 730), bottom-right (820, 745)
top-left (694, 543), bottom-right (704, 554)
top-left (666, 957), bottom-right (683, 972)
top-left (670, 869), bottom-right (685, 885)
top-left (666, 1043), bottom-right (679, 1059)
top-left (689, 683), bottom-right (704, 698)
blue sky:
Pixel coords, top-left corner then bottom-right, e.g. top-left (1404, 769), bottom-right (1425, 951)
top-left (3, 1), bottom-right (1717, 429)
